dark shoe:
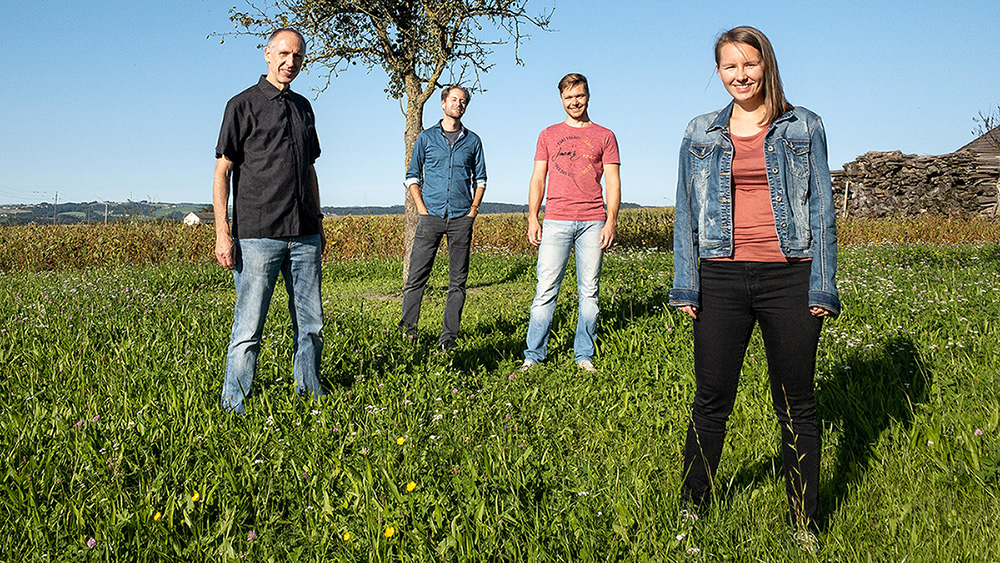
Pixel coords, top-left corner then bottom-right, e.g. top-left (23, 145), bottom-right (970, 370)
top-left (439, 340), bottom-right (457, 353)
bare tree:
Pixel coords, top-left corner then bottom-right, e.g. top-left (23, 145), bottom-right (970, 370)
top-left (972, 106), bottom-right (1000, 150)
top-left (220, 0), bottom-right (551, 278)
top-left (973, 106), bottom-right (1000, 216)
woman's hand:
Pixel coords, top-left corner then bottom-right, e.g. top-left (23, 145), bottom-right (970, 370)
top-left (810, 306), bottom-right (832, 318)
top-left (679, 305), bottom-right (698, 319)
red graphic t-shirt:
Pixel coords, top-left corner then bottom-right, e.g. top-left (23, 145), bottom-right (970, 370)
top-left (534, 122), bottom-right (620, 221)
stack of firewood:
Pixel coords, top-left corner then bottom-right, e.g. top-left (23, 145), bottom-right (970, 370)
top-left (830, 150), bottom-right (999, 218)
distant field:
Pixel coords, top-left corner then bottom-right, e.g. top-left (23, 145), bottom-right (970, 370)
top-left (1, 209), bottom-right (999, 272)
top-left (1, 239), bottom-right (998, 560)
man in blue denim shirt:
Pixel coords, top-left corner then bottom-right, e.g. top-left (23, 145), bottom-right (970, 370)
top-left (400, 85), bottom-right (488, 351)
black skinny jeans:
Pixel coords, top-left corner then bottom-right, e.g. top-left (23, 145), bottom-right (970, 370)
top-left (400, 214), bottom-right (474, 345)
top-left (683, 260), bottom-right (823, 527)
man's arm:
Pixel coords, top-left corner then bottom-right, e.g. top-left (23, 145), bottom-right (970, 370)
top-left (526, 160), bottom-right (547, 246)
top-left (600, 164), bottom-right (621, 249)
top-left (470, 139), bottom-right (487, 218)
top-left (213, 156), bottom-right (235, 269)
top-left (404, 134), bottom-right (429, 215)
top-left (469, 187), bottom-right (485, 218)
top-left (308, 164), bottom-right (326, 252)
top-left (408, 183), bottom-right (430, 215)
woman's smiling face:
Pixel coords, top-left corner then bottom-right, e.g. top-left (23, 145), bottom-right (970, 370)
top-left (716, 41), bottom-right (765, 107)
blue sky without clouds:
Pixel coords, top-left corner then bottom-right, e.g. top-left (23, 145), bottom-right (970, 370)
top-left (2, 0), bottom-right (998, 207)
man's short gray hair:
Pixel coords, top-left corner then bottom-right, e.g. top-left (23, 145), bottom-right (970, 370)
top-left (267, 27), bottom-right (306, 49)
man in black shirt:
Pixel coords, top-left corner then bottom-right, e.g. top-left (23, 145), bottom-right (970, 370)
top-left (214, 27), bottom-right (325, 414)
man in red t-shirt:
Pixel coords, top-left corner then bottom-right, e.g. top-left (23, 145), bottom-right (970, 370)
top-left (520, 73), bottom-right (621, 373)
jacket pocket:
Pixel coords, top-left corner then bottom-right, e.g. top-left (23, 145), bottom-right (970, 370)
top-left (783, 139), bottom-right (811, 179)
top-left (689, 143), bottom-right (715, 183)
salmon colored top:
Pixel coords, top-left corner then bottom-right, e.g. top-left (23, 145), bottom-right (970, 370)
top-left (707, 128), bottom-right (807, 263)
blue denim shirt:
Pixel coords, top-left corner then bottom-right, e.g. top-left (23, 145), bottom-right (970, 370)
top-left (669, 102), bottom-right (841, 316)
top-left (404, 121), bottom-right (487, 218)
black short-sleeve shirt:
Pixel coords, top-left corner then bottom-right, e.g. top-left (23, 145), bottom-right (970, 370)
top-left (216, 76), bottom-right (322, 238)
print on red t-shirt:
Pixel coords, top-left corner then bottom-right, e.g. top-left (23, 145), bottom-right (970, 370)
top-left (535, 122), bottom-right (620, 221)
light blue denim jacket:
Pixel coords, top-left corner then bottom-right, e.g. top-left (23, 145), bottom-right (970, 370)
top-left (404, 121), bottom-right (487, 218)
top-left (669, 102), bottom-right (841, 316)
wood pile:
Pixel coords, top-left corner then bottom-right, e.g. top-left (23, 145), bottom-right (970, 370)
top-left (830, 150), bottom-right (1000, 218)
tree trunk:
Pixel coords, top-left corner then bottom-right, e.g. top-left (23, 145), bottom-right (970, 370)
top-left (401, 76), bottom-right (425, 283)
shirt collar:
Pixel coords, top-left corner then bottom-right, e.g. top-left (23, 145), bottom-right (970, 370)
top-left (257, 75), bottom-right (291, 100)
top-left (434, 119), bottom-right (466, 138)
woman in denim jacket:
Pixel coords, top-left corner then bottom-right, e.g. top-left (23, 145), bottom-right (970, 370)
top-left (669, 26), bottom-right (840, 535)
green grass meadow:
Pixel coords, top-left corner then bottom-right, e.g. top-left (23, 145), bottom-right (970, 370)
top-left (2, 241), bottom-right (999, 561)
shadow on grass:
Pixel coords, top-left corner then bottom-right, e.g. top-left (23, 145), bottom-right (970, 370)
top-left (453, 268), bottom-right (670, 373)
top-left (816, 335), bottom-right (930, 518)
top-left (467, 258), bottom-right (532, 290)
top-left (717, 335), bottom-right (929, 527)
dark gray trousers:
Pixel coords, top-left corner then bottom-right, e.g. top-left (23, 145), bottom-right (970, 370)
top-left (400, 214), bottom-right (474, 345)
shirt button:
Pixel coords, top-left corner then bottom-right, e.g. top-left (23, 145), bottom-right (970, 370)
top-left (768, 145), bottom-right (774, 151)
top-left (772, 167), bottom-right (779, 174)
top-left (776, 195), bottom-right (782, 202)
top-left (781, 222), bottom-right (787, 227)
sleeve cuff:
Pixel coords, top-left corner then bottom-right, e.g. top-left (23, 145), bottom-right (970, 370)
top-left (668, 288), bottom-right (699, 308)
top-left (808, 290), bottom-right (841, 318)
top-left (404, 178), bottom-right (420, 188)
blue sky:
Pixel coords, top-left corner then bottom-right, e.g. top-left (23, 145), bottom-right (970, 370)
top-left (2, 0), bottom-right (998, 207)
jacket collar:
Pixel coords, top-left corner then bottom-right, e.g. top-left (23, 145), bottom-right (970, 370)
top-left (707, 102), bottom-right (734, 132)
top-left (706, 101), bottom-right (796, 132)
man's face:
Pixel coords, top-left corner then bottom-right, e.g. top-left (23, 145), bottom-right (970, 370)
top-left (265, 31), bottom-right (305, 89)
top-left (441, 88), bottom-right (469, 120)
top-left (560, 83), bottom-right (589, 120)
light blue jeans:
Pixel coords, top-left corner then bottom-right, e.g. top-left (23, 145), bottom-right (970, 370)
top-left (221, 235), bottom-right (324, 414)
top-left (524, 220), bottom-right (605, 363)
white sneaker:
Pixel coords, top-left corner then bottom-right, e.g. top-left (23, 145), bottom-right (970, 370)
top-left (576, 359), bottom-right (597, 372)
top-left (519, 359), bottom-right (537, 372)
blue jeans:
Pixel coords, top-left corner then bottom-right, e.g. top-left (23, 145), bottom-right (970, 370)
top-left (221, 235), bottom-right (324, 414)
top-left (524, 220), bottom-right (604, 363)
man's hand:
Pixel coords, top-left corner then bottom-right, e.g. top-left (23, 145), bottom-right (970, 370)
top-left (215, 232), bottom-right (235, 269)
top-left (599, 222), bottom-right (617, 250)
top-left (527, 218), bottom-right (543, 246)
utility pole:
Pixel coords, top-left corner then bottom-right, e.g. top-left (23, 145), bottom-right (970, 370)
top-left (53, 192), bottom-right (58, 225)
top-left (104, 201), bottom-right (109, 224)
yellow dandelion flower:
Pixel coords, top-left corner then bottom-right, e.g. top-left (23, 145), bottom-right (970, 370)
top-left (406, 481), bottom-right (416, 492)
top-left (190, 492), bottom-right (200, 502)
top-left (343, 532), bottom-right (351, 541)
top-left (396, 437), bottom-right (406, 445)
top-left (153, 511), bottom-right (162, 521)
top-left (384, 526), bottom-right (395, 538)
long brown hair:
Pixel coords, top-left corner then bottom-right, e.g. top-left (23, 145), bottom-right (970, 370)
top-left (714, 26), bottom-right (791, 124)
